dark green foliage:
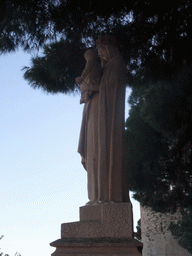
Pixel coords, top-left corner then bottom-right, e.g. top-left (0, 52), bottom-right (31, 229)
top-left (169, 207), bottom-right (192, 254)
top-left (126, 102), bottom-right (172, 212)
top-left (0, 0), bottom-right (53, 53)
top-left (23, 40), bottom-right (86, 93)
top-left (126, 65), bottom-right (192, 213)
top-left (134, 219), bottom-right (141, 241)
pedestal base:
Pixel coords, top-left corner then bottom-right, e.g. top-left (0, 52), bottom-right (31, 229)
top-left (51, 238), bottom-right (142, 256)
top-left (50, 203), bottom-right (142, 255)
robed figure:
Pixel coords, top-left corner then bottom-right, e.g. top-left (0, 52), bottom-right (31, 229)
top-left (78, 35), bottom-right (129, 204)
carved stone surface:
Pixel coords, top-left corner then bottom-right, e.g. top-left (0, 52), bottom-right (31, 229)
top-left (61, 203), bottom-right (133, 239)
top-left (78, 35), bottom-right (128, 204)
top-left (75, 48), bottom-right (101, 104)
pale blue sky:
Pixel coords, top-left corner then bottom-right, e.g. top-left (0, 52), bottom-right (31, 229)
top-left (0, 50), bottom-right (140, 256)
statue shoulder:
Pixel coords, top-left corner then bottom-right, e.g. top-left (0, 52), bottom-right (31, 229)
top-left (108, 55), bottom-right (126, 71)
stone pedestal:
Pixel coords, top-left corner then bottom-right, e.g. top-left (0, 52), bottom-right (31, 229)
top-left (50, 202), bottom-right (142, 255)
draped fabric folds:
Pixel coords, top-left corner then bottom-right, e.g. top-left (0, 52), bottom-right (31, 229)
top-left (78, 55), bottom-right (127, 203)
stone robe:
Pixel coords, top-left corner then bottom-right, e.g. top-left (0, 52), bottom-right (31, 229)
top-left (78, 55), bottom-right (127, 203)
top-left (78, 91), bottom-right (99, 202)
top-left (97, 55), bottom-right (127, 202)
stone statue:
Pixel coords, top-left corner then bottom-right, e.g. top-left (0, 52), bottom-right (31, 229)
top-left (78, 35), bottom-right (129, 205)
top-left (75, 48), bottom-right (102, 104)
top-left (51, 40), bottom-right (139, 254)
top-left (77, 48), bottom-right (101, 174)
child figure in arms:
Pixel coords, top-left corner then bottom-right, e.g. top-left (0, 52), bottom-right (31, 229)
top-left (75, 48), bottom-right (102, 104)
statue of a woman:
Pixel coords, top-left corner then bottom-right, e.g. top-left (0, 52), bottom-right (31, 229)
top-left (96, 35), bottom-right (128, 203)
top-left (78, 36), bottom-right (129, 204)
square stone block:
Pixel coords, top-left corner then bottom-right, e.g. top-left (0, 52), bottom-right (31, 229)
top-left (61, 203), bottom-right (133, 239)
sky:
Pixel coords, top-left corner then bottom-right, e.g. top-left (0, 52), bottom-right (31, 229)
top-left (0, 49), bottom-right (140, 256)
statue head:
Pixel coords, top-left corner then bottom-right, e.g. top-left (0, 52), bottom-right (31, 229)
top-left (96, 35), bottom-right (120, 66)
top-left (84, 48), bottom-right (98, 61)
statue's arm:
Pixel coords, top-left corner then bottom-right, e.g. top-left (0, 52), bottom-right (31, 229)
top-left (75, 61), bottom-right (93, 85)
top-left (81, 61), bottom-right (93, 79)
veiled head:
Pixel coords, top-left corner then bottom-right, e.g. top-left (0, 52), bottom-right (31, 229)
top-left (96, 35), bottom-right (120, 66)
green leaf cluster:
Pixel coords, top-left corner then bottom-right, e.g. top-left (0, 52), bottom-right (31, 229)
top-left (23, 40), bottom-right (86, 93)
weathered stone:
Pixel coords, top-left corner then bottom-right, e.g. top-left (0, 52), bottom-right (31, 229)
top-left (78, 35), bottom-right (128, 203)
top-left (141, 206), bottom-right (192, 256)
top-left (61, 203), bottom-right (133, 239)
top-left (50, 203), bottom-right (142, 255)
top-left (51, 237), bottom-right (142, 256)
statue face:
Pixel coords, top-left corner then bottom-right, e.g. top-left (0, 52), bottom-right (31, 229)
top-left (97, 46), bottom-right (109, 62)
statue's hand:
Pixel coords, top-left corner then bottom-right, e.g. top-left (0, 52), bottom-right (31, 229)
top-left (75, 76), bottom-right (83, 84)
